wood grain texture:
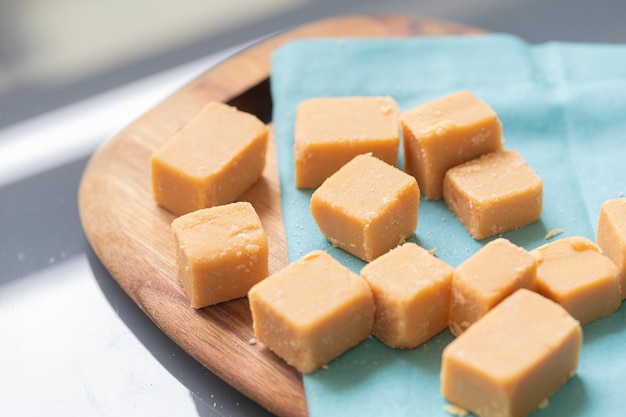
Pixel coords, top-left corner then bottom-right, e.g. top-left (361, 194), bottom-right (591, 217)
top-left (78, 14), bottom-right (483, 417)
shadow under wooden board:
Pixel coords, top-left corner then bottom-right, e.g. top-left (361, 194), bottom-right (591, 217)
top-left (78, 14), bottom-right (484, 417)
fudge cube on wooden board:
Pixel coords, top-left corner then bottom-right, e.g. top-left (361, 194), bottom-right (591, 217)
top-left (596, 198), bottom-right (626, 299)
top-left (248, 250), bottom-right (374, 373)
top-left (400, 90), bottom-right (503, 200)
top-left (310, 153), bottom-right (419, 262)
top-left (171, 202), bottom-right (269, 308)
top-left (294, 96), bottom-right (400, 188)
top-left (360, 242), bottom-right (453, 349)
top-left (449, 238), bottom-right (537, 336)
top-left (531, 236), bottom-right (620, 325)
top-left (442, 289), bottom-right (582, 417)
top-left (443, 149), bottom-right (543, 240)
top-left (151, 102), bottom-right (268, 216)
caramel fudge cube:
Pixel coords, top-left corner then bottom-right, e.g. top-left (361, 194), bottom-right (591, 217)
top-left (531, 236), bottom-right (620, 325)
top-left (442, 289), bottom-right (582, 417)
top-left (310, 153), bottom-right (419, 262)
top-left (443, 150), bottom-right (543, 240)
top-left (400, 91), bottom-right (503, 200)
top-left (294, 96), bottom-right (399, 188)
top-left (596, 198), bottom-right (626, 299)
top-left (171, 202), bottom-right (269, 308)
top-left (248, 250), bottom-right (374, 373)
top-left (151, 102), bottom-right (268, 216)
top-left (449, 238), bottom-right (537, 336)
top-left (360, 242), bottom-right (453, 349)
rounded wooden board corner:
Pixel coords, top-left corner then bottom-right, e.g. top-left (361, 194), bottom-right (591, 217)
top-left (78, 14), bottom-right (482, 417)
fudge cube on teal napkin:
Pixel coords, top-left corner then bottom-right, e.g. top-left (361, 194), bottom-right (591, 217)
top-left (270, 34), bottom-right (626, 417)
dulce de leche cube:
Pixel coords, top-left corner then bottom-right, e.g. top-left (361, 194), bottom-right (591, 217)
top-left (442, 289), bottom-right (582, 417)
top-left (443, 150), bottom-right (543, 240)
top-left (294, 96), bottom-right (399, 188)
top-left (400, 90), bottom-right (503, 200)
top-left (531, 236), bottom-right (620, 325)
top-left (360, 242), bottom-right (453, 349)
top-left (596, 198), bottom-right (626, 299)
top-left (248, 250), bottom-right (374, 373)
top-left (171, 202), bottom-right (269, 308)
top-left (310, 153), bottom-right (420, 262)
top-left (449, 238), bottom-right (537, 336)
top-left (151, 102), bottom-right (268, 216)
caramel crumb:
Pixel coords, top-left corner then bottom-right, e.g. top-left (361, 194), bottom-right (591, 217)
top-left (545, 228), bottom-right (564, 239)
top-left (538, 398), bottom-right (549, 409)
top-left (449, 322), bottom-right (462, 336)
top-left (444, 404), bottom-right (469, 416)
top-left (380, 105), bottom-right (393, 115)
top-left (429, 247), bottom-right (437, 256)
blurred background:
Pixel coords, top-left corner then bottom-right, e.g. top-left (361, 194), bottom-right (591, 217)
top-left (1, 0), bottom-right (625, 130)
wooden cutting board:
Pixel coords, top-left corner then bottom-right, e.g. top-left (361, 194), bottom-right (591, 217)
top-left (78, 15), bottom-right (483, 417)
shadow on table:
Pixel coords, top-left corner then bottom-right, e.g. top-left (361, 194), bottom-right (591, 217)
top-left (0, 155), bottom-right (89, 287)
top-left (86, 245), bottom-right (275, 417)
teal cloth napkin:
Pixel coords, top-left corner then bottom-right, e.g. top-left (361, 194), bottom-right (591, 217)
top-left (270, 34), bottom-right (626, 417)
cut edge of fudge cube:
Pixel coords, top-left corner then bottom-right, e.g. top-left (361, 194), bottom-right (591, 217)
top-left (449, 237), bottom-right (537, 336)
top-left (171, 201), bottom-right (269, 308)
top-left (442, 289), bottom-right (582, 417)
top-left (360, 242), bottom-right (453, 349)
top-left (596, 198), bottom-right (626, 299)
top-left (294, 96), bottom-right (400, 189)
top-left (248, 250), bottom-right (374, 373)
top-left (310, 153), bottom-right (419, 262)
top-left (443, 149), bottom-right (543, 240)
top-left (151, 102), bottom-right (268, 216)
top-left (400, 90), bottom-right (503, 200)
top-left (531, 236), bottom-right (621, 325)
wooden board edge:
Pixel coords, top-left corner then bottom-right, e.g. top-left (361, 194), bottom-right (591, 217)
top-left (78, 14), bottom-right (483, 417)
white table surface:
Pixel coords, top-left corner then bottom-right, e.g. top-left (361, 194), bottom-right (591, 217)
top-left (0, 44), bottom-right (272, 417)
